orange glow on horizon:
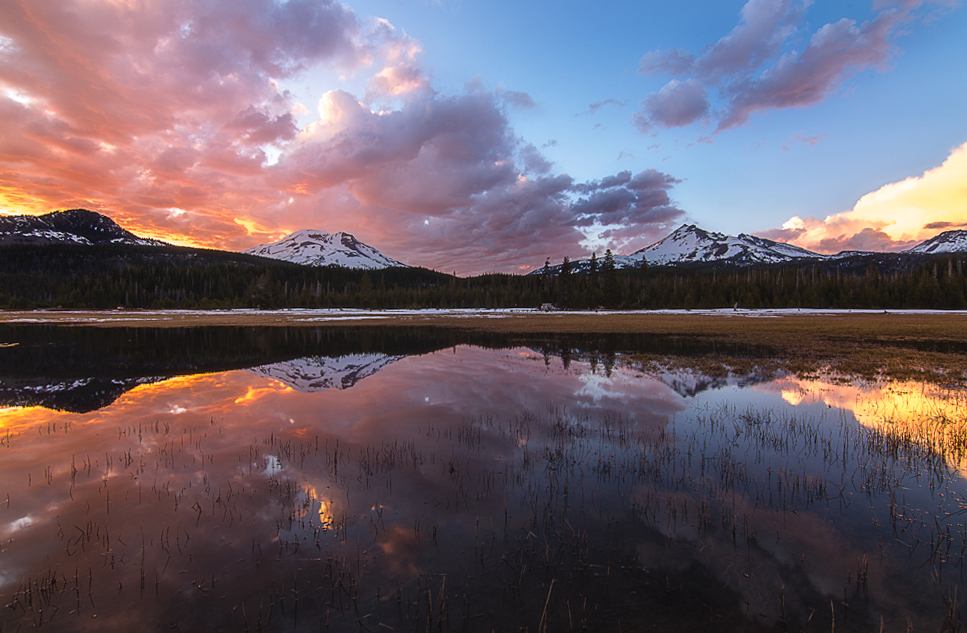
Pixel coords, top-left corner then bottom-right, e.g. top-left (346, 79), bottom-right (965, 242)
top-left (771, 141), bottom-right (967, 253)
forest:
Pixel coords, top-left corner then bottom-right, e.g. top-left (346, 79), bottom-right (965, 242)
top-left (1, 243), bottom-right (966, 310)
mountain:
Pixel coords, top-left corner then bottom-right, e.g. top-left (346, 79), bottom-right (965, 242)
top-left (0, 209), bottom-right (163, 247)
top-left (629, 224), bottom-right (823, 266)
top-left (244, 229), bottom-right (405, 270)
top-left (533, 224), bottom-right (825, 274)
top-left (903, 229), bottom-right (967, 255)
top-left (534, 224), bottom-right (967, 275)
top-left (248, 353), bottom-right (403, 392)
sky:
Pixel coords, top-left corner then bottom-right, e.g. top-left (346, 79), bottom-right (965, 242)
top-left (1, 0), bottom-right (965, 275)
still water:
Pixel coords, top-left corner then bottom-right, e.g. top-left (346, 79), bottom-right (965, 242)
top-left (1, 326), bottom-right (966, 632)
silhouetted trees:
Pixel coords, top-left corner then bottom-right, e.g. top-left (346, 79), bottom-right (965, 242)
top-left (1, 244), bottom-right (966, 310)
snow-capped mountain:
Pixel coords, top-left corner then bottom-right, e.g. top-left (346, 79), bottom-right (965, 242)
top-left (244, 230), bottom-right (405, 270)
top-left (630, 224), bottom-right (823, 266)
top-left (534, 223), bottom-right (967, 275)
top-left (248, 353), bottom-right (403, 392)
top-left (533, 224), bottom-right (825, 274)
top-left (0, 209), bottom-right (163, 247)
top-left (903, 229), bottom-right (967, 255)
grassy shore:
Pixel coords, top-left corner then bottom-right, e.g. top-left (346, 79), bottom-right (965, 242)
top-left (3, 309), bottom-right (966, 381)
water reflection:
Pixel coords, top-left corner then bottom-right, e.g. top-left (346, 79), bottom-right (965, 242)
top-left (0, 325), bottom-right (771, 411)
top-left (249, 354), bottom-right (404, 392)
top-left (0, 331), bottom-right (965, 632)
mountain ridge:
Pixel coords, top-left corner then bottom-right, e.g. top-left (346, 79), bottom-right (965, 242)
top-left (0, 209), bottom-right (164, 247)
top-left (2, 210), bottom-right (965, 276)
top-left (533, 224), bottom-right (967, 274)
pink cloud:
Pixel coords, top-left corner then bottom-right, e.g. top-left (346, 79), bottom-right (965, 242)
top-left (716, 14), bottom-right (895, 131)
top-left (0, 0), bottom-right (686, 274)
top-left (635, 79), bottom-right (709, 131)
top-left (633, 0), bottom-right (938, 134)
top-left (367, 63), bottom-right (429, 98)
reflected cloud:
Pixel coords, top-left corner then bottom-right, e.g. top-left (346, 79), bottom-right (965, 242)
top-left (777, 375), bottom-right (967, 471)
top-left (1, 332), bottom-right (966, 630)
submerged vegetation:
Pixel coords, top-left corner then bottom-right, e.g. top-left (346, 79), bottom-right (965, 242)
top-left (2, 326), bottom-right (967, 630)
top-left (3, 372), bottom-right (967, 631)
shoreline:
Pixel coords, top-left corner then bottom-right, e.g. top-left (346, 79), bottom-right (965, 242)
top-left (2, 307), bottom-right (967, 382)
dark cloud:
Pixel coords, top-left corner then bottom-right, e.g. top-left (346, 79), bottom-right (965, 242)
top-left (225, 108), bottom-right (299, 145)
top-left (518, 143), bottom-right (553, 175)
top-left (568, 168), bottom-right (684, 228)
top-left (816, 227), bottom-right (916, 253)
top-left (924, 221), bottom-right (967, 230)
top-left (756, 226), bottom-right (805, 242)
top-left (277, 90), bottom-right (685, 272)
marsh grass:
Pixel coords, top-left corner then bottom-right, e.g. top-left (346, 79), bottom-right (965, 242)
top-left (3, 371), bottom-right (967, 631)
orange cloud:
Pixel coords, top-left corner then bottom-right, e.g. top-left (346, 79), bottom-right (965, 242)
top-left (760, 141), bottom-right (967, 253)
top-left (0, 0), bottom-right (684, 274)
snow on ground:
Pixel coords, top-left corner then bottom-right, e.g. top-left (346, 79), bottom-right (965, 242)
top-left (3, 307), bottom-right (967, 325)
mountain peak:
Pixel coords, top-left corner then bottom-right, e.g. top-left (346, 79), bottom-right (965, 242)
top-left (244, 229), bottom-right (405, 270)
top-left (0, 208), bottom-right (162, 246)
top-left (629, 223), bottom-right (823, 266)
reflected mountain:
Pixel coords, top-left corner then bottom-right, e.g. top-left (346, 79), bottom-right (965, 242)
top-left (652, 366), bottom-right (777, 397)
top-left (0, 324), bottom-right (776, 411)
top-left (0, 325), bottom-right (470, 412)
top-left (0, 375), bottom-right (167, 414)
top-left (248, 353), bottom-right (404, 392)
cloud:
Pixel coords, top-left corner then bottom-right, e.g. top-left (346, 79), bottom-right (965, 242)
top-left (638, 49), bottom-right (694, 77)
top-left (500, 90), bottom-right (537, 110)
top-left (276, 90), bottom-right (685, 271)
top-left (367, 63), bottom-right (430, 98)
top-left (634, 79), bottom-right (709, 132)
top-left (0, 0), bottom-right (374, 245)
top-left (780, 131), bottom-right (828, 150)
top-left (757, 141), bottom-right (967, 253)
top-left (580, 99), bottom-right (628, 116)
top-left (715, 14), bottom-right (895, 131)
top-left (0, 0), bottom-right (687, 274)
top-left (924, 221), bottom-right (967, 230)
top-left (633, 0), bottom-right (940, 134)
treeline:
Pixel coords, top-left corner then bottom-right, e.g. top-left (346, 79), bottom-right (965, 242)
top-left (1, 244), bottom-right (966, 310)
top-left (541, 254), bottom-right (967, 310)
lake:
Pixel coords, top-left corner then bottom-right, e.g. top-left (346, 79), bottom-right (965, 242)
top-left (1, 324), bottom-right (966, 632)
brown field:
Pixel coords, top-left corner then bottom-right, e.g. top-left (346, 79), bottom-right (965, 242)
top-left (2, 309), bottom-right (966, 381)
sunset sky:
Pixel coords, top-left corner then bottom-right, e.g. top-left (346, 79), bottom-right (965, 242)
top-left (1, 0), bottom-right (965, 274)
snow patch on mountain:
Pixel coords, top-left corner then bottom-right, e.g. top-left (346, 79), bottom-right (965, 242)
top-left (248, 353), bottom-right (402, 392)
top-left (629, 224), bottom-right (824, 266)
top-left (244, 230), bottom-right (405, 270)
top-left (904, 230), bottom-right (967, 255)
top-left (532, 224), bottom-right (826, 274)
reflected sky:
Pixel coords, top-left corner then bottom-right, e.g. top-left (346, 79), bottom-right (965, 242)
top-left (1, 344), bottom-right (966, 632)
